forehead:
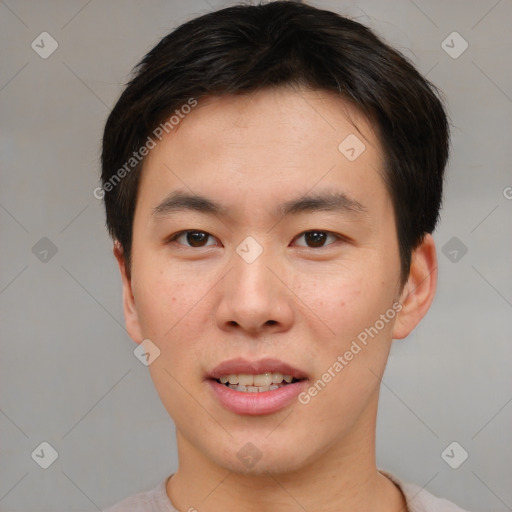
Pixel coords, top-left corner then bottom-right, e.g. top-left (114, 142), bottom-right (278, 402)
top-left (165, 88), bottom-right (380, 160)
top-left (139, 87), bottom-right (387, 217)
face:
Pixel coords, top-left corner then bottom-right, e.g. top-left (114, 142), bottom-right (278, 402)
top-left (116, 87), bottom-right (428, 476)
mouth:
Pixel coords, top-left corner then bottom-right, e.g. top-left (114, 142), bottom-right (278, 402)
top-left (207, 357), bottom-right (308, 385)
top-left (214, 372), bottom-right (303, 392)
top-left (206, 358), bottom-right (309, 415)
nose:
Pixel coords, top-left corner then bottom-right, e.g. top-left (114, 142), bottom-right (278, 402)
top-left (215, 249), bottom-right (294, 335)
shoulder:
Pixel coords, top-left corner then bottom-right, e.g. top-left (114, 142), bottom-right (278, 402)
top-left (381, 470), bottom-right (471, 512)
top-left (102, 477), bottom-right (178, 512)
top-left (100, 472), bottom-right (471, 512)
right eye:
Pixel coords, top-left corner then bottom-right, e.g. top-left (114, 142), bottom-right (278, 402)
top-left (167, 230), bottom-right (219, 248)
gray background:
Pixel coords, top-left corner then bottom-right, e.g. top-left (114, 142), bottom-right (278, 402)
top-left (1, 0), bottom-right (511, 510)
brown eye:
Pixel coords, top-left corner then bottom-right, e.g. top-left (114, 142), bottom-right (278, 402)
top-left (305, 231), bottom-right (327, 247)
top-left (186, 231), bottom-right (209, 247)
top-left (170, 230), bottom-right (216, 248)
top-left (295, 230), bottom-right (339, 248)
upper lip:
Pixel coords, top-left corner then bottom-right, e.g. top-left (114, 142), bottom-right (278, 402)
top-left (207, 358), bottom-right (308, 380)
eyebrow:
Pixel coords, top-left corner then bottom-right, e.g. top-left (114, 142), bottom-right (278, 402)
top-left (152, 189), bottom-right (367, 219)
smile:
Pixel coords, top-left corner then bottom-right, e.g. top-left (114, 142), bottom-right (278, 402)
top-left (217, 372), bottom-right (298, 392)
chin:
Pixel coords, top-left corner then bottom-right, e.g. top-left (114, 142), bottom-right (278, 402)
top-left (206, 437), bottom-right (312, 477)
top-left (226, 455), bottom-right (306, 477)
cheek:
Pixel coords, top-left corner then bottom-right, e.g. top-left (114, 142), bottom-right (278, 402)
top-left (135, 269), bottom-right (209, 398)
top-left (296, 269), bottom-right (368, 325)
top-left (300, 275), bottom-right (397, 419)
top-left (132, 263), bottom-right (204, 343)
top-left (298, 264), bottom-right (397, 353)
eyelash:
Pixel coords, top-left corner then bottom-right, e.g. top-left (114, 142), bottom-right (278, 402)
top-left (166, 230), bottom-right (344, 249)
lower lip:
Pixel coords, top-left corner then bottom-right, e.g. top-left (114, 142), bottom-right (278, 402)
top-left (207, 379), bottom-right (308, 415)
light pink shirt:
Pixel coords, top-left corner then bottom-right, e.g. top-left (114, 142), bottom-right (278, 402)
top-left (102, 471), bottom-right (470, 511)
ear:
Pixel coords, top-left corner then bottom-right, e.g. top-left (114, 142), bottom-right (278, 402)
top-left (113, 241), bottom-right (143, 344)
top-left (392, 234), bottom-right (438, 340)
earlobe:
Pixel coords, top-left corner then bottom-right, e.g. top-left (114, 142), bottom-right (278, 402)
top-left (113, 241), bottom-right (143, 344)
top-left (392, 234), bottom-right (438, 340)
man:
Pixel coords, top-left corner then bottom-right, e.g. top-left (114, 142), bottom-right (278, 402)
top-left (99, 1), bottom-right (468, 510)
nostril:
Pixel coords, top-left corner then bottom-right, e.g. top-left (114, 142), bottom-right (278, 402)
top-left (266, 320), bottom-right (277, 326)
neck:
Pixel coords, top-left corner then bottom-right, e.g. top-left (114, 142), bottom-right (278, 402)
top-left (167, 393), bottom-right (406, 512)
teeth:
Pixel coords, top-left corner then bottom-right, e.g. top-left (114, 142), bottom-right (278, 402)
top-left (238, 374), bottom-right (254, 386)
top-left (228, 383), bottom-right (285, 392)
top-left (253, 373), bottom-right (272, 386)
top-left (272, 372), bottom-right (284, 383)
top-left (219, 372), bottom-right (294, 386)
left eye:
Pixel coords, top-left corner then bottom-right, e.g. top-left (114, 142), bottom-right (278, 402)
top-left (294, 230), bottom-right (340, 248)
